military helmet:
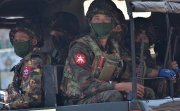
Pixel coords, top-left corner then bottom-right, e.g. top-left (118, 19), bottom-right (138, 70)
top-left (50, 12), bottom-right (79, 36)
top-left (114, 8), bottom-right (125, 26)
top-left (86, 0), bottom-right (118, 23)
top-left (114, 8), bottom-right (127, 34)
top-left (9, 19), bottom-right (43, 47)
top-left (134, 17), bottom-right (155, 45)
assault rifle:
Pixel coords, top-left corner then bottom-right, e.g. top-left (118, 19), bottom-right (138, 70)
top-left (137, 40), bottom-right (145, 85)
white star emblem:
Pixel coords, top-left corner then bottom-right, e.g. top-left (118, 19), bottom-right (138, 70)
top-left (75, 53), bottom-right (86, 65)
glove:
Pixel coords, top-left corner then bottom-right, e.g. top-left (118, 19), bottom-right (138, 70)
top-left (159, 69), bottom-right (176, 79)
top-left (173, 68), bottom-right (180, 74)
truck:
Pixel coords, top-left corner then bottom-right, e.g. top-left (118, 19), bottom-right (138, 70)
top-left (0, 0), bottom-right (180, 110)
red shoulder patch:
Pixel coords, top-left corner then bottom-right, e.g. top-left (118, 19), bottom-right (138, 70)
top-left (74, 53), bottom-right (87, 66)
top-left (22, 66), bottom-right (31, 78)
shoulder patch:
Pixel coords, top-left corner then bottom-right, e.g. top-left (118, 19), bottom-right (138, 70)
top-left (74, 53), bottom-right (87, 66)
top-left (22, 66), bottom-right (31, 78)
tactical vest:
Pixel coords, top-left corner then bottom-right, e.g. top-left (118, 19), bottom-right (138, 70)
top-left (62, 35), bottom-right (132, 98)
top-left (73, 35), bottom-right (123, 82)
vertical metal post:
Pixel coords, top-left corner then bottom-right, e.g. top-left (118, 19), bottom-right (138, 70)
top-left (163, 9), bottom-right (171, 68)
top-left (125, 0), bottom-right (137, 100)
top-left (43, 65), bottom-right (57, 107)
top-left (163, 0), bottom-right (174, 99)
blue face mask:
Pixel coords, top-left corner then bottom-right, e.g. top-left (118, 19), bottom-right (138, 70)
top-left (91, 23), bottom-right (113, 38)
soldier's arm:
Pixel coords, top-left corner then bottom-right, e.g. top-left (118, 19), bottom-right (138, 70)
top-left (4, 64), bottom-right (23, 103)
top-left (7, 57), bottom-right (43, 109)
top-left (68, 43), bottom-right (115, 96)
top-left (4, 83), bottom-right (20, 103)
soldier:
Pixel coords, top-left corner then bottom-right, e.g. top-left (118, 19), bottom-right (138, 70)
top-left (61, 0), bottom-right (154, 105)
top-left (131, 17), bottom-right (166, 98)
top-left (50, 11), bottom-right (80, 65)
top-left (133, 17), bottom-right (158, 78)
top-left (49, 12), bottom-right (80, 105)
top-left (2, 20), bottom-right (50, 109)
top-left (133, 17), bottom-right (180, 98)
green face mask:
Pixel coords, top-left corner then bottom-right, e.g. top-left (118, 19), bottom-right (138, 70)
top-left (91, 23), bottom-right (113, 38)
top-left (13, 40), bottom-right (33, 57)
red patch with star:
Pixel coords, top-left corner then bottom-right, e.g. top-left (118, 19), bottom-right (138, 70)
top-left (22, 66), bottom-right (31, 78)
top-left (74, 53), bottom-right (87, 66)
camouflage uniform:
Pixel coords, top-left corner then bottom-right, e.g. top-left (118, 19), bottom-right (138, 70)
top-left (4, 20), bottom-right (50, 109)
top-left (49, 12), bottom-right (80, 105)
top-left (50, 12), bottom-right (79, 65)
top-left (132, 17), bottom-right (168, 99)
top-left (51, 48), bottom-right (69, 65)
top-left (5, 48), bottom-right (49, 109)
top-left (60, 0), bottom-right (155, 105)
top-left (61, 35), bottom-right (154, 105)
top-left (136, 52), bottom-right (168, 98)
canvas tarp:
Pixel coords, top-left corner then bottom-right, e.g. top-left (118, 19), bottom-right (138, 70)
top-left (131, 1), bottom-right (180, 13)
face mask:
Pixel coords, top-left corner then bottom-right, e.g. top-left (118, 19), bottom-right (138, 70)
top-left (51, 35), bottom-right (68, 50)
top-left (13, 40), bottom-right (32, 57)
top-left (91, 23), bottom-right (113, 38)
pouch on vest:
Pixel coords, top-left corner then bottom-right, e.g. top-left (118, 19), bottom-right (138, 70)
top-left (98, 58), bottom-right (119, 82)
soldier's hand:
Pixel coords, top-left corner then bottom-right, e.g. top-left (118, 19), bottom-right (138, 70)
top-left (4, 92), bottom-right (9, 103)
top-left (136, 84), bottom-right (145, 98)
top-left (4, 90), bottom-right (19, 103)
top-left (114, 82), bottom-right (144, 98)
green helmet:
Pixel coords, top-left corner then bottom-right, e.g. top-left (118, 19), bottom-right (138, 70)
top-left (86, 0), bottom-right (118, 24)
top-left (9, 20), bottom-right (43, 47)
top-left (50, 12), bottom-right (79, 36)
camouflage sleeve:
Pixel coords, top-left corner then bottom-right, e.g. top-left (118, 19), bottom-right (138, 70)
top-left (68, 43), bottom-right (114, 96)
top-left (8, 57), bottom-right (43, 109)
top-left (4, 82), bottom-right (20, 103)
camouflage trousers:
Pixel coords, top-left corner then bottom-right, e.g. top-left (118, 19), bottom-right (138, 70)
top-left (143, 87), bottom-right (155, 99)
top-left (77, 90), bottom-right (123, 104)
top-left (69, 88), bottom-right (154, 105)
top-left (125, 87), bottom-right (155, 100)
